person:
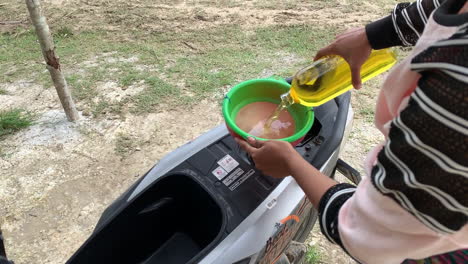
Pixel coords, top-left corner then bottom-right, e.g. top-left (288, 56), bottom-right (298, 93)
top-left (236, 0), bottom-right (468, 263)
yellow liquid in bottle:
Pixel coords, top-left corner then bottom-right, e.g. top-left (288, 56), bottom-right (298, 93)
top-left (289, 49), bottom-right (397, 107)
top-left (262, 49), bottom-right (396, 135)
top-left (263, 93), bottom-right (294, 135)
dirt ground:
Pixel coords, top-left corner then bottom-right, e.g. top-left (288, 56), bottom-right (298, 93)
top-left (1, 1), bottom-right (392, 263)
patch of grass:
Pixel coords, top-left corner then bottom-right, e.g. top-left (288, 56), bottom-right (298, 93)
top-left (117, 66), bottom-right (154, 88)
top-left (131, 76), bottom-right (179, 113)
top-left (305, 246), bottom-right (322, 264)
top-left (91, 99), bottom-right (110, 117)
top-left (87, 96), bottom-right (124, 118)
top-left (119, 70), bottom-right (142, 87)
top-left (162, 24), bottom-right (335, 99)
top-left (1, 21), bottom-right (338, 116)
top-left (0, 88), bottom-right (7, 95)
top-left (54, 27), bottom-right (74, 38)
top-left (0, 30), bottom-right (134, 81)
top-left (0, 31), bottom-right (43, 66)
top-left (66, 74), bottom-right (98, 100)
top-left (114, 133), bottom-right (139, 158)
top-left (358, 105), bottom-right (375, 122)
top-left (253, 0), bottom-right (304, 9)
top-left (0, 109), bottom-right (35, 137)
top-left (254, 24), bottom-right (336, 56)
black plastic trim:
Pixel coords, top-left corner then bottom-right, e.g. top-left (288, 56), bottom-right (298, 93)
top-left (336, 159), bottom-right (362, 184)
top-left (284, 76), bottom-right (351, 170)
top-left (311, 92), bottom-right (350, 168)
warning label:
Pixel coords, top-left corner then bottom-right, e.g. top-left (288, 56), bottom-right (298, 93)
top-left (229, 169), bottom-right (255, 191)
top-left (217, 155), bottom-right (239, 173)
top-left (212, 166), bottom-right (228, 180)
top-left (222, 167), bottom-right (244, 186)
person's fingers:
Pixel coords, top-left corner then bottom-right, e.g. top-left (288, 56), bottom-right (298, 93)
top-left (247, 137), bottom-right (265, 148)
top-left (235, 138), bottom-right (257, 155)
top-left (314, 45), bottom-right (334, 61)
top-left (350, 63), bottom-right (363, 89)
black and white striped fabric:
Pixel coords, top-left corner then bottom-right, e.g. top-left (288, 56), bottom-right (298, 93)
top-left (318, 184), bottom-right (355, 246)
top-left (318, 0), bottom-right (468, 251)
top-left (392, 0), bottom-right (445, 46)
top-left (365, 0), bottom-right (446, 49)
top-left (371, 25), bottom-right (468, 234)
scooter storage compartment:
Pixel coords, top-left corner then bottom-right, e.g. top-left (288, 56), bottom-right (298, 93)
top-left (68, 174), bottom-right (224, 264)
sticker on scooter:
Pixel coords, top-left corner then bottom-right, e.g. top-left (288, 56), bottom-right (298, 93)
top-left (259, 217), bottom-right (298, 264)
top-left (229, 169), bottom-right (255, 191)
top-left (256, 198), bottom-right (313, 264)
top-left (217, 154), bottom-right (239, 173)
top-left (212, 166), bottom-right (228, 180)
top-left (222, 167), bottom-right (244, 186)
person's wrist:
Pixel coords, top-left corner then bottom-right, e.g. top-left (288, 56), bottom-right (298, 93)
top-left (357, 27), bottom-right (371, 50)
top-left (285, 149), bottom-right (302, 177)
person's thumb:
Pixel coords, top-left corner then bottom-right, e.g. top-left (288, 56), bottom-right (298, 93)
top-left (236, 138), bottom-right (257, 155)
top-left (247, 137), bottom-right (265, 148)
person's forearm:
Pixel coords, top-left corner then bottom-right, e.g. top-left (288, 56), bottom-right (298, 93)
top-left (366, 0), bottom-right (443, 49)
top-left (287, 156), bottom-right (337, 207)
top-left (283, 152), bottom-right (356, 253)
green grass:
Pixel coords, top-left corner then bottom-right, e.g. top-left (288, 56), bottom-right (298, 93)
top-left (114, 133), bottom-right (140, 158)
top-left (91, 99), bottom-right (111, 117)
top-left (66, 74), bottom-right (98, 100)
top-left (358, 105), bottom-right (375, 122)
top-left (54, 27), bottom-right (74, 39)
top-left (115, 133), bottom-right (133, 157)
top-left (131, 76), bottom-right (178, 113)
top-left (162, 24), bottom-right (336, 100)
top-left (305, 246), bottom-right (322, 264)
top-left (0, 88), bottom-right (7, 95)
top-left (0, 109), bottom-right (34, 137)
top-left (1, 23), bottom-right (336, 115)
top-left (119, 68), bottom-right (142, 87)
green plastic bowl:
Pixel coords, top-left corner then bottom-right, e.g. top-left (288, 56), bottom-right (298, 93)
top-left (222, 78), bottom-right (314, 146)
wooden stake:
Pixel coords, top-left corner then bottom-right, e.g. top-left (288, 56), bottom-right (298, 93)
top-left (25, 0), bottom-right (79, 122)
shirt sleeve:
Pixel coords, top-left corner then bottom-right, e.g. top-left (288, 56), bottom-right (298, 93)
top-left (365, 0), bottom-right (444, 49)
top-left (318, 23), bottom-right (468, 264)
top-left (317, 183), bottom-right (356, 249)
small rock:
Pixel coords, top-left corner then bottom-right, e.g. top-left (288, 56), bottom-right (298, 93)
top-left (195, 15), bottom-right (209, 21)
top-left (285, 241), bottom-right (307, 263)
top-left (135, 147), bottom-right (141, 151)
top-left (308, 239), bottom-right (318, 247)
top-left (106, 115), bottom-right (120, 120)
top-left (82, 110), bottom-right (91, 116)
top-left (54, 144), bottom-right (64, 151)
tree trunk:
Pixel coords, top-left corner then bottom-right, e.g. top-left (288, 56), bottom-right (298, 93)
top-left (25, 0), bottom-right (79, 122)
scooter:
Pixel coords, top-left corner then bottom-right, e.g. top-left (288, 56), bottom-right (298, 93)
top-left (0, 80), bottom-right (360, 264)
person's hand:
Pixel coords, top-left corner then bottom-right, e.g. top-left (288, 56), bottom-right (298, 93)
top-left (235, 137), bottom-right (300, 178)
top-left (314, 27), bottom-right (372, 89)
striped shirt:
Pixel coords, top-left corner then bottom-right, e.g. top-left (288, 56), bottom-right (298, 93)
top-left (317, 0), bottom-right (468, 263)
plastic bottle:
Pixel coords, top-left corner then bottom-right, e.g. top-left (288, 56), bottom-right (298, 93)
top-left (288, 48), bottom-right (397, 107)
